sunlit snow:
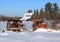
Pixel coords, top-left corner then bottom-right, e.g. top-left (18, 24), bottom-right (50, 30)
top-left (0, 21), bottom-right (60, 42)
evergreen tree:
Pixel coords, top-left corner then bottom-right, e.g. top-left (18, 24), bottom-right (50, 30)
top-left (45, 10), bottom-right (51, 20)
top-left (31, 10), bottom-right (38, 19)
top-left (45, 2), bottom-right (52, 12)
top-left (27, 9), bottom-right (32, 13)
top-left (39, 8), bottom-right (44, 20)
top-left (45, 2), bottom-right (52, 20)
top-left (53, 3), bottom-right (59, 11)
top-left (36, 9), bottom-right (39, 15)
top-left (53, 3), bottom-right (59, 19)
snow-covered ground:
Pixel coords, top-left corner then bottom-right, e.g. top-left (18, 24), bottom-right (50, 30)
top-left (0, 21), bottom-right (7, 31)
top-left (0, 21), bottom-right (60, 42)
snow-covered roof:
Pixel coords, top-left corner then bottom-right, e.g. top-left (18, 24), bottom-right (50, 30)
top-left (20, 13), bottom-right (33, 21)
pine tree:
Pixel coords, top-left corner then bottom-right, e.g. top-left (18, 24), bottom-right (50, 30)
top-left (31, 10), bottom-right (38, 19)
top-left (39, 8), bottom-right (44, 20)
top-left (45, 2), bottom-right (52, 20)
top-left (53, 3), bottom-right (59, 20)
top-left (27, 9), bottom-right (32, 13)
top-left (45, 10), bottom-right (51, 20)
top-left (45, 2), bottom-right (52, 12)
top-left (36, 9), bottom-right (39, 15)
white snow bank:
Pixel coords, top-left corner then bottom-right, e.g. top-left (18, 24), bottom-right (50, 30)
top-left (0, 32), bottom-right (9, 36)
top-left (34, 28), bottom-right (60, 32)
top-left (0, 31), bottom-right (60, 42)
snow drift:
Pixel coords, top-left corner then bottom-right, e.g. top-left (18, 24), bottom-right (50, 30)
top-left (0, 21), bottom-right (60, 42)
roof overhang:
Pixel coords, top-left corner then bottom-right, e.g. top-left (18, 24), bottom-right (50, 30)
top-left (20, 13), bottom-right (33, 21)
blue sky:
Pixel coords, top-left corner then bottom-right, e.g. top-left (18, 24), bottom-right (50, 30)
top-left (0, 0), bottom-right (60, 17)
